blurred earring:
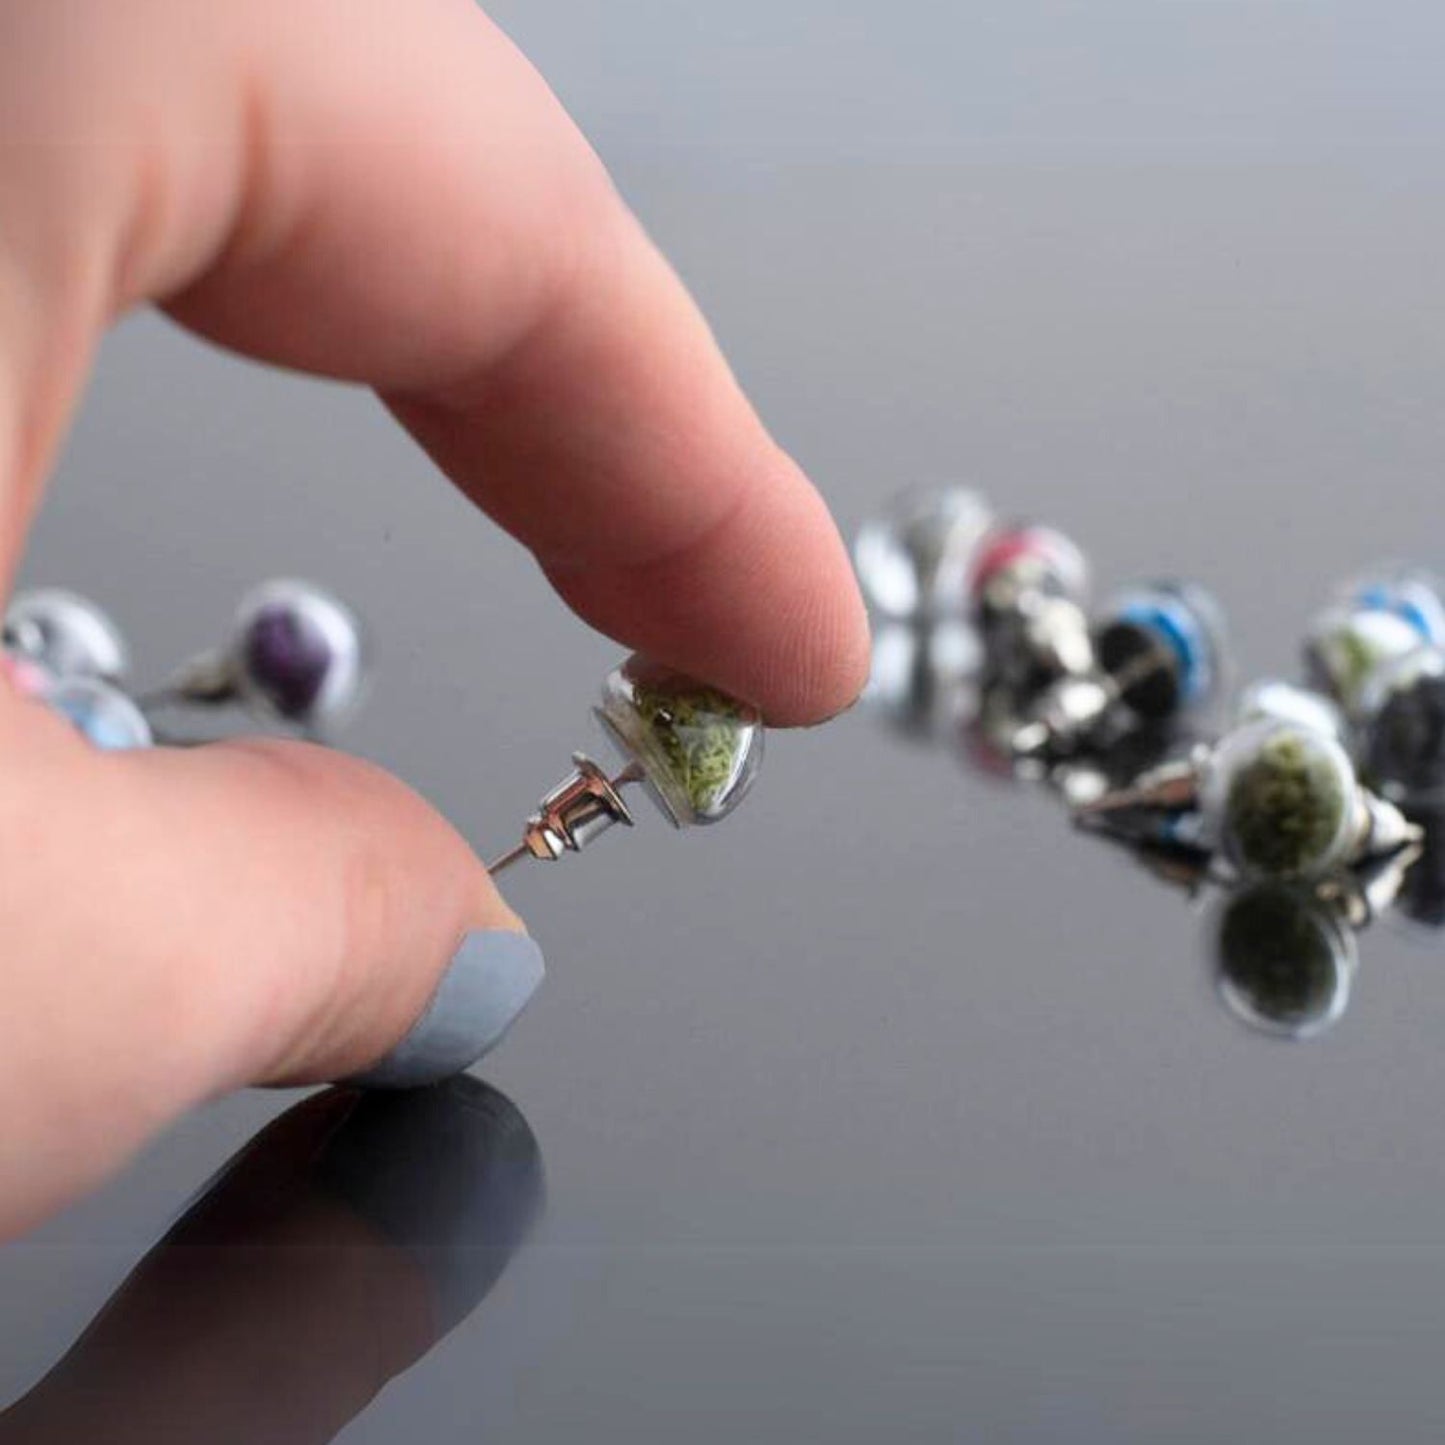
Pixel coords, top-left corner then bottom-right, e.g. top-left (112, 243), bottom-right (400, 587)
top-left (4, 588), bottom-right (129, 683)
top-left (143, 579), bottom-right (368, 739)
top-left (1013, 579), bottom-right (1228, 760)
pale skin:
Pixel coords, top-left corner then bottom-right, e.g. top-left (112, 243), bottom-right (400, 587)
top-left (0, 0), bottom-right (870, 1237)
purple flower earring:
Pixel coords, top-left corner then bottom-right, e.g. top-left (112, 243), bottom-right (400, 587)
top-left (145, 580), bottom-right (369, 739)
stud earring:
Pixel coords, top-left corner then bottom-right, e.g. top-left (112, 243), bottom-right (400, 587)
top-left (967, 522), bottom-right (1094, 686)
top-left (143, 580), bottom-right (368, 738)
top-left (487, 657), bottom-right (764, 874)
top-left (4, 589), bottom-right (129, 683)
top-left (3, 590), bottom-right (153, 749)
top-left (1013, 580), bottom-right (1227, 759)
top-left (1079, 716), bottom-right (1420, 881)
top-left (1304, 601), bottom-right (1429, 719)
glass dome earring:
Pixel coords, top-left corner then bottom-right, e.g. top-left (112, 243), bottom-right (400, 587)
top-left (1304, 601), bottom-right (1427, 719)
top-left (853, 485), bottom-right (995, 622)
top-left (967, 521), bottom-right (1094, 686)
top-left (1013, 579), bottom-right (1227, 760)
top-left (487, 656), bottom-right (764, 874)
top-left (142, 580), bottom-right (368, 739)
top-left (4, 588), bottom-right (129, 683)
top-left (1081, 717), bottom-right (1420, 881)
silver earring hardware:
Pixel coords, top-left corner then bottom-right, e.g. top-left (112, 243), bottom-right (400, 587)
top-left (140, 579), bottom-right (369, 740)
top-left (488, 756), bottom-right (643, 874)
top-left (1013, 579), bottom-right (1229, 761)
top-left (487, 656), bottom-right (765, 876)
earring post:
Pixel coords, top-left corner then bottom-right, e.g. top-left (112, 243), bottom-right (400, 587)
top-left (487, 842), bottom-right (532, 876)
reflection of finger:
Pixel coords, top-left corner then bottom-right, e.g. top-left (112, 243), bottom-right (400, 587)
top-left (0, 1079), bottom-right (543, 1445)
top-left (2, 0), bottom-right (867, 723)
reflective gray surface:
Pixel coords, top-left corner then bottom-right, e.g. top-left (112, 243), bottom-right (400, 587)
top-left (7, 3), bottom-right (1445, 1439)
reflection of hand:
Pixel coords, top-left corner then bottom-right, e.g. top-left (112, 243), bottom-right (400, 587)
top-left (0, 0), bottom-right (869, 1237)
top-left (0, 1079), bottom-right (544, 1443)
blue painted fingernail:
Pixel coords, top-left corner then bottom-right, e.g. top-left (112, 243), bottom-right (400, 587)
top-left (349, 930), bottom-right (545, 1089)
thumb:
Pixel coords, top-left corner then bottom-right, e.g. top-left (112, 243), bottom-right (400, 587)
top-left (0, 692), bottom-right (539, 1236)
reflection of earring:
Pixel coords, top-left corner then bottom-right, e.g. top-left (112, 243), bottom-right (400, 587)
top-left (863, 620), bottom-right (983, 741)
top-left (488, 657), bottom-right (764, 874)
top-left (144, 580), bottom-right (368, 738)
top-left (1209, 882), bottom-right (1358, 1040)
top-left (1013, 580), bottom-right (1227, 759)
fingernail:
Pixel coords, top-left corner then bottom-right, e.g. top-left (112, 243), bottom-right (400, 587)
top-left (348, 931), bottom-right (545, 1089)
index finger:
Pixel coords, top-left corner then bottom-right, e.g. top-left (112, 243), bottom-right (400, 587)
top-left (4, 0), bottom-right (868, 723)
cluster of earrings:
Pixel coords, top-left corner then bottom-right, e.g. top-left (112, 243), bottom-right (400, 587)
top-left (857, 486), bottom-right (1445, 1040)
top-left (1, 580), bottom-right (370, 749)
top-left (1, 583), bottom-right (766, 877)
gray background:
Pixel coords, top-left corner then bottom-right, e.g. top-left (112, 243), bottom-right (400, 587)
top-left (5, 1), bottom-right (1445, 1439)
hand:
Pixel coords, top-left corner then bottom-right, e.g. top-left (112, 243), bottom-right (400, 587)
top-left (0, 0), bottom-right (868, 1236)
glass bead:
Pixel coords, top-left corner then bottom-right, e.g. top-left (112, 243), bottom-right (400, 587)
top-left (47, 676), bottom-right (153, 751)
top-left (1211, 883), bottom-right (1355, 1040)
top-left (1096, 580), bottom-right (1227, 720)
top-left (1357, 644), bottom-right (1445, 803)
top-left (232, 581), bottom-right (367, 729)
top-left (595, 657), bottom-right (763, 827)
top-left (1342, 564), bottom-right (1445, 648)
top-left (1203, 718), bottom-right (1360, 880)
top-left (1304, 604), bottom-right (1422, 716)
top-left (1233, 678), bottom-right (1345, 742)
top-left (3, 589), bottom-right (128, 681)
top-left (853, 486), bottom-right (994, 621)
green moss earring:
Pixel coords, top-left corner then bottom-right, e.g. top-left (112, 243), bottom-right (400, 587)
top-left (1077, 716), bottom-right (1421, 883)
top-left (488, 656), bottom-right (764, 874)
